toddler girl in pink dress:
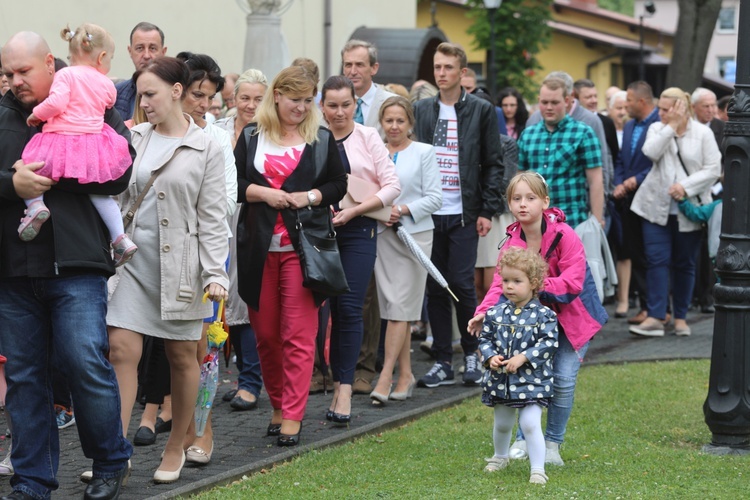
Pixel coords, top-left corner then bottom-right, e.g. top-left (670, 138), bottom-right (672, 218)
top-left (20, 23), bottom-right (136, 266)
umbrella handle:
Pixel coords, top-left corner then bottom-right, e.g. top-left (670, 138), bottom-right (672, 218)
top-left (202, 292), bottom-right (225, 322)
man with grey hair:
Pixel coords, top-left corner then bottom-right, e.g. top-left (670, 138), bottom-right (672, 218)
top-left (527, 71), bottom-right (613, 209)
top-left (692, 87), bottom-right (724, 149)
top-left (341, 39), bottom-right (395, 138)
top-left (0, 31), bottom-right (133, 499)
top-left (691, 87), bottom-right (724, 315)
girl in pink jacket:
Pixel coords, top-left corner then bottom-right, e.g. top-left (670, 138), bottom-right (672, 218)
top-left (19, 23), bottom-right (135, 266)
top-left (468, 171), bottom-right (607, 466)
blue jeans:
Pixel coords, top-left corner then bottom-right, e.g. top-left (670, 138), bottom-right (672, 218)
top-left (330, 218), bottom-right (377, 384)
top-left (427, 214), bottom-right (479, 363)
top-left (518, 331), bottom-right (589, 444)
top-left (642, 216), bottom-right (702, 319)
top-left (0, 276), bottom-right (132, 499)
top-left (229, 323), bottom-right (263, 397)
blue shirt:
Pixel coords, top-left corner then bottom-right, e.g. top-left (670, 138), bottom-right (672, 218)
top-left (630, 107), bottom-right (659, 156)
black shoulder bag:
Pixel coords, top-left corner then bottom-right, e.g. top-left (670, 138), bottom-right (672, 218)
top-left (295, 207), bottom-right (349, 296)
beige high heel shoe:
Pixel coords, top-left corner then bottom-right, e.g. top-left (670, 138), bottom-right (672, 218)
top-left (153, 452), bottom-right (185, 484)
top-left (390, 375), bottom-right (416, 401)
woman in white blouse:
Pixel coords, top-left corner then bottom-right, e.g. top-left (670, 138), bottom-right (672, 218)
top-left (370, 96), bottom-right (442, 404)
top-left (629, 87), bottom-right (721, 338)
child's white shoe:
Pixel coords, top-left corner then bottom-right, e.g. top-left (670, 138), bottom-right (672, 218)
top-left (529, 472), bottom-right (549, 484)
top-left (545, 440), bottom-right (564, 466)
top-left (509, 439), bottom-right (528, 459)
top-left (18, 200), bottom-right (50, 241)
top-left (112, 234), bottom-right (137, 267)
top-left (483, 456), bottom-right (509, 472)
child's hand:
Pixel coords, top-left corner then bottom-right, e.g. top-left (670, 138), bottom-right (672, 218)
top-left (467, 313), bottom-right (485, 336)
top-left (500, 354), bottom-right (528, 374)
top-left (488, 355), bottom-right (504, 371)
top-left (26, 113), bottom-right (41, 127)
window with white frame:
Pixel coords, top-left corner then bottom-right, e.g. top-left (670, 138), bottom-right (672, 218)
top-left (718, 56), bottom-right (736, 81)
top-left (717, 7), bottom-right (737, 33)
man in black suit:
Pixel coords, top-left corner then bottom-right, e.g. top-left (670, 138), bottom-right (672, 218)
top-left (692, 87), bottom-right (725, 149)
top-left (574, 78), bottom-right (620, 166)
top-left (691, 87), bottom-right (724, 313)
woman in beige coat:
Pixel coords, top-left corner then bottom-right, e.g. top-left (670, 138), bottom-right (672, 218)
top-left (107, 57), bottom-right (229, 484)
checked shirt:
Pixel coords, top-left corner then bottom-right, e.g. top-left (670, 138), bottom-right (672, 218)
top-left (518, 114), bottom-right (601, 227)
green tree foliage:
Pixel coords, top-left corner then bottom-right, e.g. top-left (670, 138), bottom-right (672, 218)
top-left (466, 0), bottom-right (553, 102)
top-left (597, 0), bottom-right (634, 16)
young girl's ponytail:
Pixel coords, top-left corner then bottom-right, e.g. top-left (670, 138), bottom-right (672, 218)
top-left (59, 23), bottom-right (107, 55)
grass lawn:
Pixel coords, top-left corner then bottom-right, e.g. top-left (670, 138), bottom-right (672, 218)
top-left (196, 360), bottom-right (747, 498)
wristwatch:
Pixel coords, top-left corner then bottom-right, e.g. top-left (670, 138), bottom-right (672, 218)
top-left (307, 190), bottom-right (317, 206)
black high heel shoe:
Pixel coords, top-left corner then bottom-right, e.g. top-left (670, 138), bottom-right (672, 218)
top-left (331, 412), bottom-right (351, 426)
top-left (266, 423), bottom-right (282, 437)
top-left (325, 410), bottom-right (334, 421)
top-left (277, 428), bottom-right (301, 447)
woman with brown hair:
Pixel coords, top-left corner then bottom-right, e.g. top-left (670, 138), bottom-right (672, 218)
top-left (107, 56), bottom-right (229, 483)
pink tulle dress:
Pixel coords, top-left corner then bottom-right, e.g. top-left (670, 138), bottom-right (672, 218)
top-left (21, 65), bottom-right (130, 183)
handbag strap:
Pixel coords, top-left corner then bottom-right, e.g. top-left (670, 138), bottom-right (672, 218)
top-left (673, 137), bottom-right (703, 205)
top-left (123, 171), bottom-right (160, 230)
top-left (295, 208), bottom-right (336, 237)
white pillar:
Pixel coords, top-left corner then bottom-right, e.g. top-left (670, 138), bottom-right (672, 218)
top-left (243, 13), bottom-right (289, 81)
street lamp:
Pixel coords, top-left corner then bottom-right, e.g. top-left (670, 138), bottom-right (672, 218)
top-left (703, 0), bottom-right (750, 455)
top-left (638, 1), bottom-right (656, 81)
top-left (483, 0), bottom-right (503, 98)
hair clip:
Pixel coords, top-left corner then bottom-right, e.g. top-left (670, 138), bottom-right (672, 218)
top-left (532, 171), bottom-right (548, 187)
top-left (65, 30), bottom-right (75, 41)
top-left (86, 32), bottom-right (93, 41)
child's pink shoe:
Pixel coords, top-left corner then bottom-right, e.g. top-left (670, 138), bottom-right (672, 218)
top-left (112, 234), bottom-right (137, 267)
top-left (18, 200), bottom-right (50, 241)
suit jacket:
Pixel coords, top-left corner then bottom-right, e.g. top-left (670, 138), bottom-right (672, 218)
top-left (363, 84), bottom-right (397, 138)
top-left (614, 109), bottom-right (660, 187)
top-left (709, 118), bottom-right (725, 155)
top-left (598, 113), bottom-right (620, 166)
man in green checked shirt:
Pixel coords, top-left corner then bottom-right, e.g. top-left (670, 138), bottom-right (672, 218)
top-left (517, 76), bottom-right (604, 229)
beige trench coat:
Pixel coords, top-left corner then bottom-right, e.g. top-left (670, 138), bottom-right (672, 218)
top-left (115, 117), bottom-right (229, 320)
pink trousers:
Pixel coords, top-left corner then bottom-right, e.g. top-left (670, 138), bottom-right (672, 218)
top-left (248, 251), bottom-right (318, 421)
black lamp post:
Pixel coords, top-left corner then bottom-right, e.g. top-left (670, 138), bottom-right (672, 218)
top-left (483, 0), bottom-right (502, 98)
top-left (703, 0), bottom-right (750, 455)
top-left (638, 1), bottom-right (656, 81)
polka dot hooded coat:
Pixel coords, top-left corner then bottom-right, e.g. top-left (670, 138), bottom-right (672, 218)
top-left (479, 298), bottom-right (558, 406)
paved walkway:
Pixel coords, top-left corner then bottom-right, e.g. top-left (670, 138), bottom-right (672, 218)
top-left (0, 304), bottom-right (715, 499)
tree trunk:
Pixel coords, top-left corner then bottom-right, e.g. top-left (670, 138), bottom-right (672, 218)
top-left (666, 0), bottom-right (723, 91)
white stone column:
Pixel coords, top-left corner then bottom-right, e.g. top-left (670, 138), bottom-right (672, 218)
top-left (237, 0), bottom-right (292, 80)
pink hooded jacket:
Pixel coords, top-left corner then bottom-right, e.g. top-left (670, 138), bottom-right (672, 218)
top-left (476, 208), bottom-right (608, 351)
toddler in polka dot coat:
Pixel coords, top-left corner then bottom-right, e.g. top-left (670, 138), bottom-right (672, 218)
top-left (478, 247), bottom-right (558, 485)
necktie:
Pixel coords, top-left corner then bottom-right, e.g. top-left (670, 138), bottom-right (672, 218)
top-left (354, 98), bottom-right (364, 125)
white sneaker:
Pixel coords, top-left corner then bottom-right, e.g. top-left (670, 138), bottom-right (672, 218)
top-left (0, 448), bottom-right (12, 476)
top-left (509, 439), bottom-right (528, 459)
top-left (483, 456), bottom-right (509, 472)
top-left (545, 440), bottom-right (564, 466)
top-left (530, 471), bottom-right (549, 484)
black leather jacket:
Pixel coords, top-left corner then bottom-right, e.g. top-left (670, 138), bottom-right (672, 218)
top-left (0, 91), bottom-right (134, 278)
top-left (413, 89), bottom-right (504, 223)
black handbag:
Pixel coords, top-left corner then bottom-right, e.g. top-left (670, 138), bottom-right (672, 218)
top-left (295, 207), bottom-right (349, 296)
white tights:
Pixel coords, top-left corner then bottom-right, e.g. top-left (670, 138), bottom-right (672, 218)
top-left (492, 404), bottom-right (546, 474)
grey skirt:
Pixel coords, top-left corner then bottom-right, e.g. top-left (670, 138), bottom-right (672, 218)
top-left (374, 228), bottom-right (433, 321)
top-left (476, 213), bottom-right (515, 268)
